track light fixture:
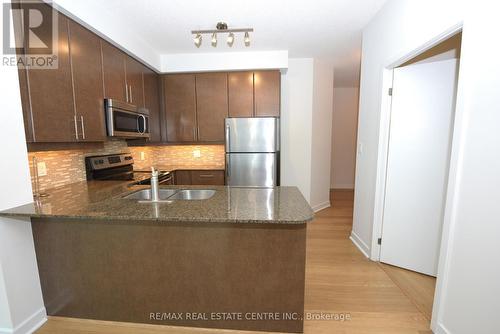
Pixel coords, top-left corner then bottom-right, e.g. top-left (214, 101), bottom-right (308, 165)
top-left (192, 22), bottom-right (253, 48)
top-left (193, 33), bottom-right (202, 48)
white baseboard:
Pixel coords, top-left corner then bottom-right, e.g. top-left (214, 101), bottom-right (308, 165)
top-left (331, 184), bottom-right (354, 189)
top-left (349, 231), bottom-right (370, 258)
top-left (432, 322), bottom-right (451, 334)
top-left (312, 201), bottom-right (331, 212)
top-left (0, 307), bottom-right (47, 334)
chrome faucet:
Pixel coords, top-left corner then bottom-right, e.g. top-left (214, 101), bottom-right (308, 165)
top-left (150, 167), bottom-right (159, 202)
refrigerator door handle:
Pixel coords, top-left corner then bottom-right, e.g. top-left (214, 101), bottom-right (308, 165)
top-left (225, 124), bottom-right (231, 152)
top-left (226, 154), bottom-right (231, 182)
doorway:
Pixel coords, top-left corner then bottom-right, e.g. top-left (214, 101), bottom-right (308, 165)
top-left (377, 32), bottom-right (462, 318)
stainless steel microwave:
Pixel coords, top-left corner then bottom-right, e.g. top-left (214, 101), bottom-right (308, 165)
top-left (105, 99), bottom-right (150, 138)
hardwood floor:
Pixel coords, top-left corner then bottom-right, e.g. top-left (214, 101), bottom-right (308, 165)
top-left (36, 190), bottom-right (434, 334)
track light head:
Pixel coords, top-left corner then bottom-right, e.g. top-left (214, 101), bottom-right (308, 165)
top-left (227, 32), bottom-right (234, 47)
top-left (244, 32), bottom-right (250, 46)
top-left (211, 32), bottom-right (217, 47)
top-left (193, 33), bottom-right (202, 47)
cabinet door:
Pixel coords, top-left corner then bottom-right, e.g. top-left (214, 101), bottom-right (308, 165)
top-left (191, 170), bottom-right (225, 185)
top-left (25, 9), bottom-right (76, 142)
top-left (143, 68), bottom-right (161, 142)
top-left (254, 70), bottom-right (281, 117)
top-left (228, 71), bottom-right (254, 117)
top-left (126, 57), bottom-right (145, 107)
top-left (68, 21), bottom-right (105, 141)
top-left (174, 170), bottom-right (192, 185)
top-left (101, 41), bottom-right (127, 101)
top-left (163, 74), bottom-right (197, 142)
top-left (196, 73), bottom-right (228, 142)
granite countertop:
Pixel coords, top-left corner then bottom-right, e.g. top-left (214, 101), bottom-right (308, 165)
top-left (0, 181), bottom-right (313, 224)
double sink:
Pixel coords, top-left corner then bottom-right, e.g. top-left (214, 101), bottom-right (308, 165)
top-left (123, 188), bottom-right (216, 202)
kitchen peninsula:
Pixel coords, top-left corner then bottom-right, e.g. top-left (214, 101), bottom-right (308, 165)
top-left (0, 182), bottom-right (313, 333)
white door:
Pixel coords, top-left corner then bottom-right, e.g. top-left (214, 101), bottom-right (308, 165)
top-left (380, 59), bottom-right (458, 276)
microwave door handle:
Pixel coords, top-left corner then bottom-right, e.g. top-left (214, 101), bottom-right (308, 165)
top-left (138, 114), bottom-right (146, 134)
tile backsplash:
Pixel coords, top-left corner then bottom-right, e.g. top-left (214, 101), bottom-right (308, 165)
top-left (28, 141), bottom-right (224, 191)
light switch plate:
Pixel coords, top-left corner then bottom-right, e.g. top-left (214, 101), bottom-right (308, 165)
top-left (193, 149), bottom-right (201, 158)
top-left (37, 162), bottom-right (47, 176)
top-left (140, 151), bottom-right (145, 160)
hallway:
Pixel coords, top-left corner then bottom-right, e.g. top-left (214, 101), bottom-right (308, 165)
top-left (305, 190), bottom-right (433, 333)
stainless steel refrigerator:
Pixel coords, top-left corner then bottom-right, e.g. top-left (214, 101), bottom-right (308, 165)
top-left (225, 117), bottom-right (280, 187)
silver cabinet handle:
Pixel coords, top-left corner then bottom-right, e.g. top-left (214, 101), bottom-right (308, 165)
top-left (125, 83), bottom-right (129, 102)
top-left (129, 85), bottom-right (133, 103)
top-left (74, 115), bottom-right (79, 140)
top-left (80, 116), bottom-right (85, 140)
top-left (199, 174), bottom-right (214, 178)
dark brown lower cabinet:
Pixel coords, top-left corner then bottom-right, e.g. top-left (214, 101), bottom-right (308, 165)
top-left (174, 170), bottom-right (225, 185)
top-left (174, 170), bottom-right (192, 185)
top-left (191, 170), bottom-right (225, 185)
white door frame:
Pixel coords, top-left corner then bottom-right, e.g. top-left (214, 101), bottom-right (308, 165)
top-left (369, 22), bottom-right (464, 333)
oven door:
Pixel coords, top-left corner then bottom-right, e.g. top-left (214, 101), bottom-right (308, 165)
top-left (107, 108), bottom-right (150, 138)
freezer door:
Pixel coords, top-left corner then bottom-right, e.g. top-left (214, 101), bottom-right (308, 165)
top-left (225, 117), bottom-right (279, 153)
top-left (225, 153), bottom-right (278, 187)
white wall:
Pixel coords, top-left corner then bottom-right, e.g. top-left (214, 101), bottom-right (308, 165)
top-left (0, 4), bottom-right (46, 332)
top-left (51, 0), bottom-right (161, 70)
top-left (280, 59), bottom-right (314, 203)
top-left (352, 0), bottom-right (464, 257)
top-left (281, 58), bottom-right (334, 210)
top-left (331, 87), bottom-right (359, 189)
top-left (355, 0), bottom-right (500, 332)
top-left (433, 2), bottom-right (500, 332)
top-left (162, 50), bottom-right (288, 73)
top-left (310, 60), bottom-right (334, 211)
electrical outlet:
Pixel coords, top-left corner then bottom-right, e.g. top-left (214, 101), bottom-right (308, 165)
top-left (193, 149), bottom-right (201, 158)
top-left (37, 162), bottom-right (47, 176)
top-left (140, 151), bottom-right (145, 161)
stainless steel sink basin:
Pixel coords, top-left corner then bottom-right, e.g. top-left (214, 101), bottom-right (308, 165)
top-left (167, 189), bottom-right (216, 200)
top-left (123, 189), bottom-right (178, 201)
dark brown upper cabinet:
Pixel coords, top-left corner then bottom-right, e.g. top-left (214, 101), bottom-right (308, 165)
top-left (254, 70), bottom-right (281, 117)
top-left (23, 8), bottom-right (76, 142)
top-left (196, 73), bottom-right (228, 142)
top-left (228, 71), bottom-right (254, 117)
top-left (101, 41), bottom-right (127, 102)
top-left (125, 57), bottom-right (145, 108)
top-left (68, 21), bottom-right (106, 141)
top-left (143, 68), bottom-right (161, 142)
top-left (163, 74), bottom-right (197, 142)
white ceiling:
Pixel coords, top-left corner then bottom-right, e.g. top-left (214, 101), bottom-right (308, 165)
top-left (57, 0), bottom-right (387, 86)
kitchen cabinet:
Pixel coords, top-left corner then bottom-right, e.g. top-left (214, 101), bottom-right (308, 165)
top-left (254, 70), bottom-right (281, 117)
top-left (174, 170), bottom-right (192, 185)
top-left (101, 41), bottom-right (127, 102)
top-left (102, 42), bottom-right (145, 107)
top-left (195, 73), bottom-right (228, 142)
top-left (68, 20), bottom-right (106, 141)
top-left (228, 71), bottom-right (254, 117)
top-left (23, 7), bottom-right (76, 142)
top-left (191, 170), bottom-right (225, 185)
top-left (125, 57), bottom-right (145, 107)
top-left (143, 68), bottom-right (161, 142)
top-left (174, 170), bottom-right (225, 185)
top-left (163, 74), bottom-right (197, 142)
